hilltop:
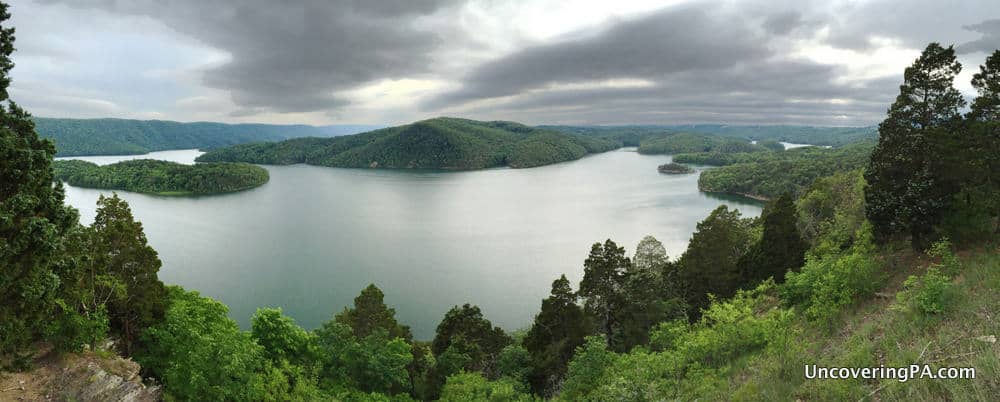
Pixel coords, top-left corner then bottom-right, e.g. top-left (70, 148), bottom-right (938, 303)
top-left (196, 117), bottom-right (619, 170)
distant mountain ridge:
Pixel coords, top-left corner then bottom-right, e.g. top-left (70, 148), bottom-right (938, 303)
top-left (33, 117), bottom-right (383, 156)
top-left (196, 117), bottom-right (619, 170)
top-left (543, 124), bottom-right (877, 147)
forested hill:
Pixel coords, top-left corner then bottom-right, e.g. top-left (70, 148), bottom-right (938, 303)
top-left (34, 117), bottom-right (382, 156)
top-left (196, 117), bottom-right (620, 170)
top-left (545, 124), bottom-right (876, 147)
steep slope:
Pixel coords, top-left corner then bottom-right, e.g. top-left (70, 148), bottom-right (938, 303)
top-left (196, 117), bottom-right (619, 170)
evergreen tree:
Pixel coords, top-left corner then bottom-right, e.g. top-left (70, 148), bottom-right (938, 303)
top-left (0, 2), bottom-right (78, 362)
top-left (969, 50), bottom-right (1000, 122)
top-left (522, 275), bottom-right (589, 396)
top-left (633, 235), bottom-right (668, 275)
top-left (431, 304), bottom-right (511, 372)
top-left (577, 239), bottom-right (630, 349)
top-left (89, 194), bottom-right (167, 354)
top-left (335, 284), bottom-right (412, 341)
top-left (865, 43), bottom-right (965, 248)
top-left (739, 193), bottom-right (807, 285)
top-left (677, 206), bottom-right (753, 317)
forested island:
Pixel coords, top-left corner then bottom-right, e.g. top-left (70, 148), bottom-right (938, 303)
top-left (53, 159), bottom-right (269, 195)
top-left (3, 2), bottom-right (1000, 399)
top-left (657, 162), bottom-right (694, 174)
top-left (35, 117), bottom-right (381, 156)
top-left (197, 117), bottom-right (619, 170)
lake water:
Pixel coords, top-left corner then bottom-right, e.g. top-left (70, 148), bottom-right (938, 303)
top-left (60, 148), bottom-right (762, 339)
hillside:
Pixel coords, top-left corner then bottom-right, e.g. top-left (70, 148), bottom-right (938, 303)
top-left (34, 117), bottom-right (382, 156)
top-left (197, 117), bottom-right (619, 170)
top-left (545, 124), bottom-right (877, 147)
top-left (53, 159), bottom-right (270, 195)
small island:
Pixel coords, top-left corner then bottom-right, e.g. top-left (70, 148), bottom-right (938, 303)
top-left (657, 162), bottom-right (694, 174)
top-left (53, 159), bottom-right (269, 195)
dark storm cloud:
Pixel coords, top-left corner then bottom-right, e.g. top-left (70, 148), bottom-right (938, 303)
top-left (426, 3), bottom-right (772, 108)
top-left (424, 1), bottom-right (902, 125)
top-left (40, 0), bottom-right (461, 114)
top-left (958, 19), bottom-right (1000, 54)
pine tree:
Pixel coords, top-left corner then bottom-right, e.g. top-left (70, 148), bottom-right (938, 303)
top-left (336, 284), bottom-right (412, 341)
top-left (969, 50), bottom-right (1000, 122)
top-left (577, 239), bottom-right (629, 348)
top-left (739, 193), bottom-right (807, 285)
top-left (677, 206), bottom-right (753, 317)
top-left (0, 1), bottom-right (78, 362)
top-left (89, 194), bottom-right (167, 354)
top-left (865, 43), bottom-right (965, 248)
top-left (523, 275), bottom-right (588, 396)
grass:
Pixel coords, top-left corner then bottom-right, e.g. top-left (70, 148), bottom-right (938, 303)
top-left (718, 246), bottom-right (1000, 401)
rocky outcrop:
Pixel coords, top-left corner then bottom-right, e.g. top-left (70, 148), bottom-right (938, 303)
top-left (0, 344), bottom-right (160, 402)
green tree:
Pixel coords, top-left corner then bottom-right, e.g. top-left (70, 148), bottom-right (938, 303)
top-left (633, 235), bottom-right (668, 274)
top-left (439, 371), bottom-right (535, 402)
top-left (558, 336), bottom-right (618, 401)
top-left (577, 240), bottom-right (630, 348)
top-left (738, 193), bottom-right (807, 285)
top-left (523, 275), bottom-right (589, 396)
top-left (865, 43), bottom-right (965, 248)
top-left (431, 304), bottom-right (511, 372)
top-left (335, 284), bottom-right (412, 341)
top-left (137, 287), bottom-right (270, 401)
top-left (968, 50), bottom-right (1000, 122)
top-left (678, 206), bottom-right (753, 317)
top-left (89, 194), bottom-right (167, 354)
top-left (313, 320), bottom-right (412, 395)
top-left (0, 1), bottom-right (79, 363)
top-left (251, 308), bottom-right (315, 367)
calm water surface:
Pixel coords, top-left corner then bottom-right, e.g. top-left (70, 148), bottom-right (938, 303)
top-left (61, 148), bottom-right (762, 339)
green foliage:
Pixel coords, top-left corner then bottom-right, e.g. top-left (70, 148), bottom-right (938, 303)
top-left (496, 344), bottom-right (532, 391)
top-left (678, 205), bottom-right (754, 316)
top-left (431, 304), bottom-right (511, 373)
top-left (87, 194), bottom-right (167, 353)
top-left (697, 141), bottom-right (873, 199)
top-left (439, 371), bottom-right (536, 402)
top-left (656, 162), bottom-right (693, 174)
top-left (547, 124), bottom-right (876, 147)
top-left (33, 117), bottom-right (350, 156)
top-left (0, 2), bottom-right (80, 362)
top-left (781, 223), bottom-right (883, 323)
top-left (558, 336), bottom-right (618, 401)
top-left (578, 240), bottom-right (630, 349)
top-left (197, 117), bottom-right (618, 170)
top-left (896, 240), bottom-right (959, 315)
top-left (523, 275), bottom-right (589, 396)
top-left (738, 193), bottom-right (807, 285)
top-left (795, 169), bottom-right (867, 249)
top-left (865, 43), bottom-right (966, 248)
top-left (137, 287), bottom-right (270, 401)
top-left (336, 284), bottom-right (412, 341)
top-left (638, 132), bottom-right (769, 154)
top-left (968, 50), bottom-right (1000, 122)
top-left (251, 308), bottom-right (316, 367)
top-left (314, 320), bottom-right (413, 395)
top-left (53, 159), bottom-right (268, 195)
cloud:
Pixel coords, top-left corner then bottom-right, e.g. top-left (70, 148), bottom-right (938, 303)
top-left (426, 3), bottom-right (773, 108)
top-left (958, 19), bottom-right (1000, 54)
top-left (41, 0), bottom-right (462, 114)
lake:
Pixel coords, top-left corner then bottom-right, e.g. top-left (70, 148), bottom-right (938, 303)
top-left (59, 148), bottom-right (762, 339)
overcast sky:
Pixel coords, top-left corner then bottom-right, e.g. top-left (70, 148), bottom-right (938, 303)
top-left (7, 0), bottom-right (1000, 126)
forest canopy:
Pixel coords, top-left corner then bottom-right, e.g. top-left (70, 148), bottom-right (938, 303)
top-left (53, 159), bottom-right (269, 195)
top-left (196, 117), bottom-right (619, 170)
